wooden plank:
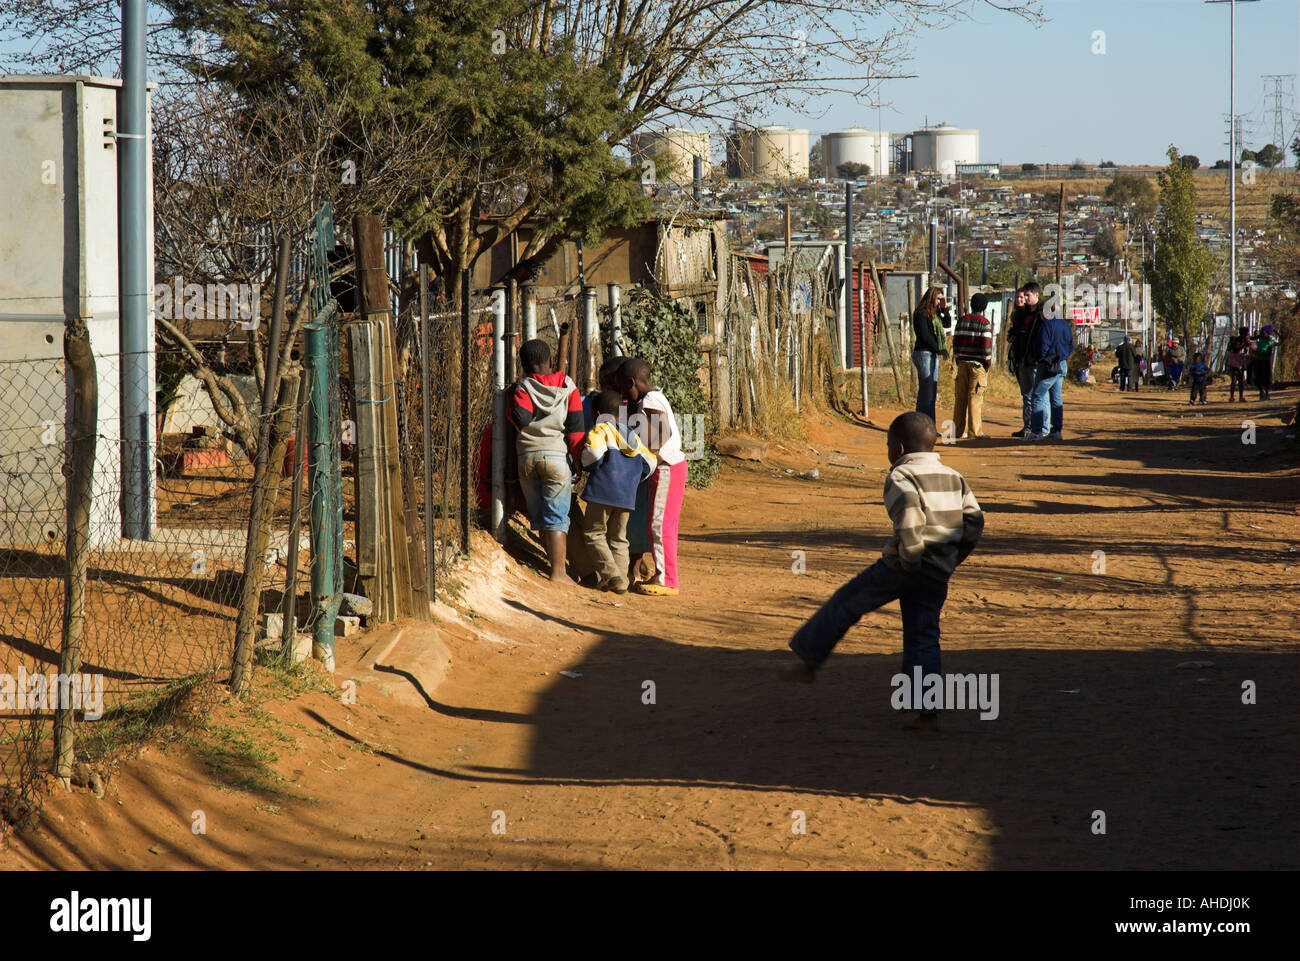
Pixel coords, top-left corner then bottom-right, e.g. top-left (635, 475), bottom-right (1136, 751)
top-left (388, 307), bottom-right (431, 621)
top-left (349, 323), bottom-right (383, 617)
top-left (376, 317), bottom-right (415, 618)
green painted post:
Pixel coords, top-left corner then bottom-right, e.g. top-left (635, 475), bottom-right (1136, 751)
top-left (307, 205), bottom-right (340, 671)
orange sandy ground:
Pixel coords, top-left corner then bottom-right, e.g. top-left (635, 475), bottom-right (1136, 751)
top-left (4, 382), bottom-right (1298, 870)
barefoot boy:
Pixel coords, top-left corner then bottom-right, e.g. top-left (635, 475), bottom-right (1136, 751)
top-left (509, 339), bottom-right (585, 584)
top-left (784, 412), bottom-right (984, 730)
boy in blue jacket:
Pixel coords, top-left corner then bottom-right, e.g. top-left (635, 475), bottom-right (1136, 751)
top-left (580, 391), bottom-right (657, 593)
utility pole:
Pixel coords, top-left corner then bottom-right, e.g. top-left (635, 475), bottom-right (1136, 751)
top-left (1207, 0), bottom-right (1262, 331)
top-left (1261, 74), bottom-right (1297, 195)
top-left (1262, 74), bottom-right (1295, 153)
top-left (119, 0), bottom-right (152, 540)
top-left (845, 182), bottom-right (854, 368)
top-left (1056, 183), bottom-right (1064, 284)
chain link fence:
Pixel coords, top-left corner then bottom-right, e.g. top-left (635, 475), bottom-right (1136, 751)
top-left (1, 344), bottom-right (278, 822)
top-left (399, 292), bottom-right (497, 583)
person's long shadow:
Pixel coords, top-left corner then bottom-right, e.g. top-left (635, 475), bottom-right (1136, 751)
top-left (464, 625), bottom-right (1298, 869)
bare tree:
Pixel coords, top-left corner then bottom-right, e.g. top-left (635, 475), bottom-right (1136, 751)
top-left (3, 0), bottom-right (1043, 297)
top-left (150, 80), bottom-right (449, 458)
top-left (446, 0), bottom-right (1044, 288)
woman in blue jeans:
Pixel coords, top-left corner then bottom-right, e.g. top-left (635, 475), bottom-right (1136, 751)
top-left (911, 287), bottom-right (950, 422)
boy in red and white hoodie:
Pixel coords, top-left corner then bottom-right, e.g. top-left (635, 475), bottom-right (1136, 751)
top-left (509, 339), bottom-right (584, 584)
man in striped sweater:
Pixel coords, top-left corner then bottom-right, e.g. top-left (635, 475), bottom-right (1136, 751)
top-left (951, 293), bottom-right (994, 440)
top-left (784, 412), bottom-right (985, 730)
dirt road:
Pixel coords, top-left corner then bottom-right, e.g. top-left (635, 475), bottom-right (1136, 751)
top-left (7, 383), bottom-right (1299, 870)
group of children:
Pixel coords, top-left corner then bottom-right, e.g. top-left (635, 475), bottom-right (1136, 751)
top-left (508, 340), bottom-right (686, 596)
top-left (510, 336), bottom-right (988, 727)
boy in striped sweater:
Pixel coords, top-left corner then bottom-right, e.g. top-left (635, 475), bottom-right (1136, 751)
top-left (784, 412), bottom-right (984, 731)
top-left (951, 293), bottom-right (994, 439)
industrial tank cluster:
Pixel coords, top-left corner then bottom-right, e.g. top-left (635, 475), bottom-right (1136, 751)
top-left (630, 121), bottom-right (979, 182)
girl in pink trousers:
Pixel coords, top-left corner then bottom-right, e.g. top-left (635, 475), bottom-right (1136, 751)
top-left (619, 358), bottom-right (686, 596)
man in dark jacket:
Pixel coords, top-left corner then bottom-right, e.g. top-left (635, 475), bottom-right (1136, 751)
top-left (1025, 303), bottom-right (1074, 441)
top-left (1115, 337), bottom-right (1140, 392)
top-left (1008, 282), bottom-right (1043, 437)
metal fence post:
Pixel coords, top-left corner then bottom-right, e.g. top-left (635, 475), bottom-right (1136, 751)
top-left (306, 204), bottom-right (340, 671)
top-left (491, 287), bottom-right (507, 541)
top-left (505, 277), bottom-right (518, 386)
top-left (608, 283), bottom-right (622, 356)
top-left (858, 262), bottom-right (869, 417)
top-left (523, 285), bottom-right (537, 340)
top-left (420, 263), bottom-right (436, 598)
top-left (307, 309), bottom-right (335, 670)
top-left (459, 269), bottom-right (472, 554)
top-left (583, 285), bottom-right (599, 388)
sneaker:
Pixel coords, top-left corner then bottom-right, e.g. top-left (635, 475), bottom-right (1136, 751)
top-left (1022, 432), bottom-right (1045, 442)
top-left (1047, 431), bottom-right (1063, 441)
top-left (606, 577), bottom-right (629, 595)
top-left (1010, 429), bottom-right (1026, 438)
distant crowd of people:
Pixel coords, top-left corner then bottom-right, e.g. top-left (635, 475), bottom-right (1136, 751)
top-left (908, 280), bottom-right (1286, 432)
top-left (1109, 324), bottom-right (1279, 404)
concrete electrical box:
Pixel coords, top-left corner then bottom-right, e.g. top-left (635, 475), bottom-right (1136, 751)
top-left (0, 75), bottom-right (155, 547)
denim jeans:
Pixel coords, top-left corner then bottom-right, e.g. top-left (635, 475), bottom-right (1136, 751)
top-left (1017, 361), bottom-right (1037, 430)
top-left (1030, 360), bottom-right (1066, 436)
top-left (912, 350), bottom-right (939, 422)
top-left (518, 451), bottom-right (573, 532)
top-left (790, 558), bottom-right (948, 687)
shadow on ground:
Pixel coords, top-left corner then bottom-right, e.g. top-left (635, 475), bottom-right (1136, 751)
top-left (457, 622), bottom-right (1297, 869)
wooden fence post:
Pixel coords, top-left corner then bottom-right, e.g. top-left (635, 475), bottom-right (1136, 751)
top-left (53, 316), bottom-right (96, 780)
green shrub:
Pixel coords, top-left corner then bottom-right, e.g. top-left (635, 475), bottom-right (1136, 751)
top-left (617, 288), bottom-right (719, 488)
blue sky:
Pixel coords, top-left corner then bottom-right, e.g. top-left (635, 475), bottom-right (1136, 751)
top-left (2, 0), bottom-right (1295, 166)
top-left (773, 0), bottom-right (1300, 166)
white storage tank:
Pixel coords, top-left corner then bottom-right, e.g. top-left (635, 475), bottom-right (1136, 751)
top-left (729, 126), bottom-right (809, 180)
top-left (630, 128), bottom-right (711, 185)
top-left (822, 128), bottom-right (890, 178)
top-left (0, 75), bottom-right (156, 547)
top-left (911, 123), bottom-right (979, 177)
